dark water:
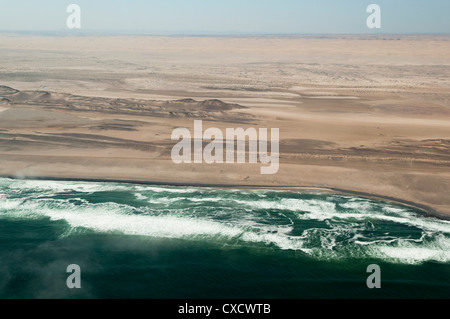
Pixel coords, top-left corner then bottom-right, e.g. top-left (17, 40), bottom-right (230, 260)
top-left (0, 178), bottom-right (449, 299)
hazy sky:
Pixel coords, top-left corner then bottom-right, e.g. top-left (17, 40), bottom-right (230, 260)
top-left (0, 0), bottom-right (449, 34)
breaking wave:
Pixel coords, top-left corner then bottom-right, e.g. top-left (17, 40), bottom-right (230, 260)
top-left (1, 177), bottom-right (449, 265)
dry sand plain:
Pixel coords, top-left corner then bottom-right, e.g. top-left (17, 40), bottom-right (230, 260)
top-left (0, 34), bottom-right (449, 218)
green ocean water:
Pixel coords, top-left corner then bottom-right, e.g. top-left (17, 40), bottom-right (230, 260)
top-left (0, 177), bottom-right (449, 299)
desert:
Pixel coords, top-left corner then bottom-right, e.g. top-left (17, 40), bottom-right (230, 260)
top-left (0, 34), bottom-right (449, 218)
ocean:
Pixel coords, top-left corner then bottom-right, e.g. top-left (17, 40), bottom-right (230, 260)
top-left (0, 177), bottom-right (449, 298)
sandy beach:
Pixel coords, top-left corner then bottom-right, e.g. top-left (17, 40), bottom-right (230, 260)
top-left (0, 34), bottom-right (449, 218)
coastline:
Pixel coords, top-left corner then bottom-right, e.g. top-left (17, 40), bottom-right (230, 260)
top-left (1, 174), bottom-right (447, 221)
top-left (1, 35), bottom-right (449, 223)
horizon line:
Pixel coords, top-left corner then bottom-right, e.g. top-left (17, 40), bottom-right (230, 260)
top-left (1, 30), bottom-right (450, 37)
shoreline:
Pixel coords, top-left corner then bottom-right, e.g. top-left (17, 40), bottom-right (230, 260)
top-left (1, 35), bottom-right (449, 223)
top-left (1, 174), bottom-right (447, 221)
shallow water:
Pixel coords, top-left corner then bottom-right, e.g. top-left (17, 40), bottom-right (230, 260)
top-left (0, 178), bottom-right (449, 298)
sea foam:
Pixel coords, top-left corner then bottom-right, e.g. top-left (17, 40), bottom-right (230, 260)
top-left (0, 178), bottom-right (449, 264)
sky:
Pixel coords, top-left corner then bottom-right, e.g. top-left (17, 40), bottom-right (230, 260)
top-left (0, 0), bottom-right (449, 34)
